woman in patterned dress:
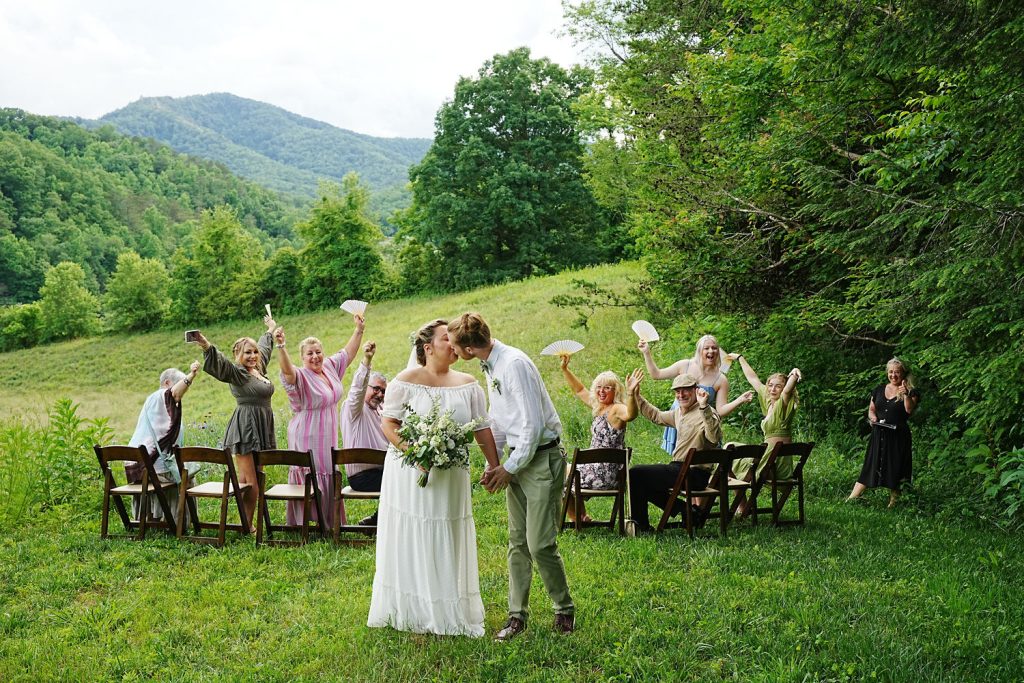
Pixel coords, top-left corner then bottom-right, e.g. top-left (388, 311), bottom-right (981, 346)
top-left (559, 355), bottom-right (642, 522)
top-left (194, 314), bottom-right (279, 531)
top-left (274, 313), bottom-right (365, 528)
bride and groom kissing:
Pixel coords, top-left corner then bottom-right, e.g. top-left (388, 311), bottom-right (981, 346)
top-left (367, 312), bottom-right (574, 640)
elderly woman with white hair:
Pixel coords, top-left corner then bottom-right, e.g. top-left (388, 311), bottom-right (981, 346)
top-left (848, 357), bottom-right (921, 508)
top-left (274, 313), bottom-right (365, 528)
top-left (127, 360), bottom-right (201, 522)
top-left (559, 354), bottom-right (642, 523)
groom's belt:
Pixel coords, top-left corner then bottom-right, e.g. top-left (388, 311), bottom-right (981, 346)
top-left (510, 437), bottom-right (560, 453)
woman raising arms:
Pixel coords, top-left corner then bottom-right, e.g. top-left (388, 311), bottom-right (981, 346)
top-left (638, 334), bottom-right (753, 452)
top-left (274, 313), bottom-right (365, 528)
top-left (193, 314), bottom-right (279, 530)
top-left (559, 354), bottom-right (642, 522)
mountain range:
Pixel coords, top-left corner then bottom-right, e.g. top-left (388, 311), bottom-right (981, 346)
top-left (80, 93), bottom-right (432, 206)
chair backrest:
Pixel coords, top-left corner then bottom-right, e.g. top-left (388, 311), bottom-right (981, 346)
top-left (332, 448), bottom-right (387, 468)
top-left (175, 445), bottom-right (233, 467)
top-left (774, 441), bottom-right (815, 478)
top-left (94, 444), bottom-right (151, 466)
top-left (685, 447), bottom-right (734, 470)
top-left (252, 449), bottom-right (316, 475)
top-left (571, 447), bottom-right (630, 467)
top-left (727, 443), bottom-right (768, 468)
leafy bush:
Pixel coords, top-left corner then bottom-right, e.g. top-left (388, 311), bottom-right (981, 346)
top-left (0, 301), bottom-right (42, 351)
top-left (0, 398), bottom-right (112, 528)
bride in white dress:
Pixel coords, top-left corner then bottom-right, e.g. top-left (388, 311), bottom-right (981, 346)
top-left (368, 319), bottom-right (500, 637)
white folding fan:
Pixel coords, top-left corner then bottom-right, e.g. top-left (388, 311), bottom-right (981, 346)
top-left (631, 320), bottom-right (660, 342)
top-left (540, 339), bottom-right (585, 356)
top-left (264, 303), bottom-right (273, 318)
top-left (340, 299), bottom-right (369, 316)
top-left (720, 350), bottom-right (733, 374)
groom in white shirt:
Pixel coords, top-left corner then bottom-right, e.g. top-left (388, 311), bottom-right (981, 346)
top-left (449, 312), bottom-right (575, 641)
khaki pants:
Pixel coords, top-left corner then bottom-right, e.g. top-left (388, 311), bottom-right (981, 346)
top-left (506, 444), bottom-right (574, 622)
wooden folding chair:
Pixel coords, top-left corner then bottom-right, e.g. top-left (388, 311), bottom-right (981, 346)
top-left (94, 444), bottom-right (177, 540)
top-left (331, 447), bottom-right (386, 543)
top-left (174, 446), bottom-right (251, 547)
top-left (747, 442), bottom-right (815, 526)
top-left (560, 447), bottom-right (631, 534)
top-left (252, 449), bottom-right (326, 546)
top-left (656, 447), bottom-right (734, 537)
top-left (725, 442), bottom-right (776, 524)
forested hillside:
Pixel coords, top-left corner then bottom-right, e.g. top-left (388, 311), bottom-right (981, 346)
top-left (0, 109), bottom-right (303, 304)
top-left (89, 93), bottom-right (431, 218)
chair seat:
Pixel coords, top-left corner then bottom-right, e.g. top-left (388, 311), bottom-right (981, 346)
top-left (728, 477), bottom-right (752, 488)
top-left (187, 481), bottom-right (248, 497)
top-left (264, 483), bottom-right (306, 499)
top-left (110, 481), bottom-right (176, 494)
top-left (340, 486), bottom-right (381, 499)
top-left (578, 488), bottom-right (621, 497)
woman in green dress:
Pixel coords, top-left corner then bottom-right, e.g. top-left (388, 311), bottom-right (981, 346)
top-left (729, 354), bottom-right (801, 517)
top-left (193, 314), bottom-right (278, 530)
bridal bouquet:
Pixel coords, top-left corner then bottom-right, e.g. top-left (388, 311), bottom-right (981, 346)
top-left (397, 396), bottom-right (486, 487)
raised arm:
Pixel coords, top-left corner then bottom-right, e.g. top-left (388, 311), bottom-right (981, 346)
top-left (780, 367), bottom-right (801, 406)
top-left (344, 342), bottom-right (374, 421)
top-left (342, 314), bottom-right (366, 367)
top-left (171, 360), bottom-right (201, 402)
top-left (275, 326), bottom-right (297, 387)
top-left (733, 354), bottom-right (764, 393)
top-left (615, 368), bottom-right (643, 423)
top-left (195, 331), bottom-right (247, 385)
top-left (559, 354), bottom-right (591, 405)
top-left (257, 314), bottom-right (277, 368)
top-left (637, 340), bottom-right (687, 380)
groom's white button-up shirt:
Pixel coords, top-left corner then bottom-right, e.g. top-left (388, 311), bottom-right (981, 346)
top-left (482, 340), bottom-right (561, 474)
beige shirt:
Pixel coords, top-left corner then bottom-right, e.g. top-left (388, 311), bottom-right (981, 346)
top-left (637, 394), bottom-right (722, 469)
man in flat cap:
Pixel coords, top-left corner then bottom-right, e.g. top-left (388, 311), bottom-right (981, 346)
top-left (627, 372), bottom-right (722, 534)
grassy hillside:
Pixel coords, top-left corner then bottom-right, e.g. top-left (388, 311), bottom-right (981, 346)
top-left (0, 262), bottom-right (648, 439)
top-left (1, 262), bottom-right (1022, 681)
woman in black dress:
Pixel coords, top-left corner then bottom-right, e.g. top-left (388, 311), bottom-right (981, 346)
top-left (847, 357), bottom-right (921, 508)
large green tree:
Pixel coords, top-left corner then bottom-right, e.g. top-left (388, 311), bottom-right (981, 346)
top-left (38, 261), bottom-right (99, 341)
top-left (103, 251), bottom-right (172, 332)
top-left (168, 206), bottom-right (265, 324)
top-left (402, 47), bottom-right (610, 290)
top-left (296, 175), bottom-right (387, 309)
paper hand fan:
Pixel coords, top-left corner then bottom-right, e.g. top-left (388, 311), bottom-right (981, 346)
top-left (340, 299), bottom-right (368, 316)
top-left (264, 304), bottom-right (273, 318)
top-left (631, 320), bottom-right (660, 342)
top-left (720, 349), bottom-right (732, 374)
top-left (540, 339), bottom-right (584, 357)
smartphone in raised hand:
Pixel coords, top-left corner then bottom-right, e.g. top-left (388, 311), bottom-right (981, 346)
top-left (185, 330), bottom-right (200, 343)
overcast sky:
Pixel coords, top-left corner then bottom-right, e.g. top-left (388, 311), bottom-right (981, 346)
top-left (0, 0), bottom-right (585, 139)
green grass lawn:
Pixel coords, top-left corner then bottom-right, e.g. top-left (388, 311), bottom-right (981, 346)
top-left (1, 262), bottom-right (1022, 681)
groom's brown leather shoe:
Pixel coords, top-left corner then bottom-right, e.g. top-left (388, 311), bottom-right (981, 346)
top-left (553, 613), bottom-right (575, 634)
top-left (495, 617), bottom-right (526, 642)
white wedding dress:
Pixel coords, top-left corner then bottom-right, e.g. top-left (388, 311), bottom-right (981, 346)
top-left (367, 379), bottom-right (489, 637)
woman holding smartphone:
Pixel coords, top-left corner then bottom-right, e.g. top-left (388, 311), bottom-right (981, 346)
top-left (847, 357), bottom-right (921, 508)
top-left (191, 314), bottom-right (279, 530)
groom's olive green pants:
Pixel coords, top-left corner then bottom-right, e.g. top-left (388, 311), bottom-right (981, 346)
top-left (506, 443), bottom-right (574, 622)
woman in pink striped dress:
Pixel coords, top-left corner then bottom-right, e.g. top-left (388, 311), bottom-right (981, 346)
top-left (274, 314), bottom-right (365, 528)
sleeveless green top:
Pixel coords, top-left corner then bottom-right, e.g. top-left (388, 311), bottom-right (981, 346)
top-left (758, 385), bottom-right (796, 439)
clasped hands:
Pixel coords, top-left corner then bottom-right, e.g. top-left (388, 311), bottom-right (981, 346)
top-left (480, 464), bottom-right (512, 493)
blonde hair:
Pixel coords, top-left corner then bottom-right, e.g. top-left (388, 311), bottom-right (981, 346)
top-left (589, 371), bottom-right (625, 417)
top-left (886, 357), bottom-right (914, 390)
top-left (413, 319), bottom-right (448, 366)
top-left (690, 334), bottom-right (722, 375)
top-left (299, 336), bottom-right (322, 357)
top-left (765, 372), bottom-right (799, 408)
top-left (448, 312), bottom-right (491, 349)
top-left (231, 337), bottom-right (264, 373)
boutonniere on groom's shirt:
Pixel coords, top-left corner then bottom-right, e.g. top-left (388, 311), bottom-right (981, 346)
top-left (480, 360), bottom-right (502, 395)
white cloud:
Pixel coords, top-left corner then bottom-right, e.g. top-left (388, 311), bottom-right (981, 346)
top-left (0, 0), bottom-right (584, 138)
